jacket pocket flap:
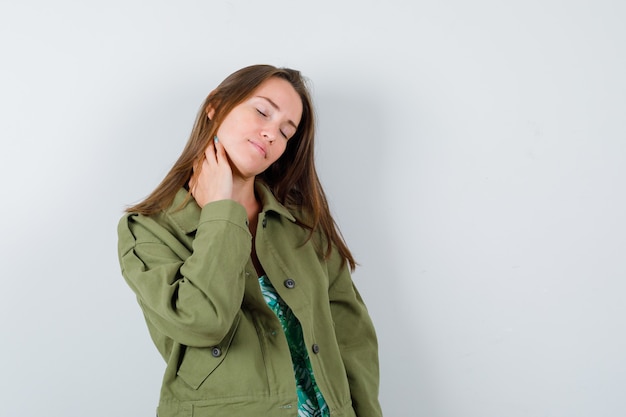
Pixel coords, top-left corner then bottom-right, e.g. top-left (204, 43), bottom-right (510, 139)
top-left (177, 313), bottom-right (241, 390)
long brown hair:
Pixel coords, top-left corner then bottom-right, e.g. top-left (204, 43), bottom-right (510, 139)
top-left (126, 64), bottom-right (355, 270)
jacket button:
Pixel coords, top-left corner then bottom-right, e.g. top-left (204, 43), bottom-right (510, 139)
top-left (262, 217), bottom-right (267, 228)
top-left (211, 347), bottom-right (222, 357)
top-left (312, 344), bottom-right (320, 354)
top-left (283, 278), bottom-right (296, 289)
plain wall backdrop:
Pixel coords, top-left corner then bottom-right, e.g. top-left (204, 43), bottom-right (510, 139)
top-left (1, 1), bottom-right (625, 416)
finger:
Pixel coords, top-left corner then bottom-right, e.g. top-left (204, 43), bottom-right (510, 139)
top-left (204, 139), bottom-right (216, 161)
top-left (214, 138), bottom-right (228, 162)
top-left (189, 176), bottom-right (197, 196)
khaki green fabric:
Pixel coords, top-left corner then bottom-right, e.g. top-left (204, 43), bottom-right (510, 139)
top-left (117, 182), bottom-right (382, 417)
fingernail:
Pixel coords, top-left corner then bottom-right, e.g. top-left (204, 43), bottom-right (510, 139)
top-left (213, 135), bottom-right (219, 143)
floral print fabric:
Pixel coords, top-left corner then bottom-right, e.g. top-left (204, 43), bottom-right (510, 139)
top-left (259, 275), bottom-right (330, 417)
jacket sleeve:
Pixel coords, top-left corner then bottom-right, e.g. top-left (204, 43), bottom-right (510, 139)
top-left (327, 249), bottom-right (383, 417)
top-left (117, 200), bottom-right (251, 348)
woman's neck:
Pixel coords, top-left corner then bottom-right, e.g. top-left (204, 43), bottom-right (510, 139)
top-left (231, 177), bottom-right (261, 225)
top-left (233, 177), bottom-right (264, 276)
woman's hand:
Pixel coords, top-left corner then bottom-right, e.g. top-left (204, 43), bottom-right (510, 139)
top-left (190, 137), bottom-right (233, 208)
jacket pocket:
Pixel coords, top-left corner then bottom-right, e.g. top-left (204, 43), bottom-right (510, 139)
top-left (176, 313), bottom-right (241, 390)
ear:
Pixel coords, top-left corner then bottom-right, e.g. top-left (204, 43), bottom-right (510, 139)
top-left (205, 105), bottom-right (215, 120)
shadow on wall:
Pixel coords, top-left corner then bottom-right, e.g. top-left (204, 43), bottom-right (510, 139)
top-left (314, 87), bottom-right (438, 415)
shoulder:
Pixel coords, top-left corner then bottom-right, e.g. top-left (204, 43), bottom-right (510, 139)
top-left (117, 212), bottom-right (167, 255)
top-left (117, 188), bottom-right (198, 253)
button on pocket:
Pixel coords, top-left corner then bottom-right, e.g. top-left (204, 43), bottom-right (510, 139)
top-left (176, 313), bottom-right (241, 390)
top-left (211, 347), bottom-right (222, 357)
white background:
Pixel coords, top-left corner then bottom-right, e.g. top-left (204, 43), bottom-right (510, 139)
top-left (1, 1), bottom-right (625, 416)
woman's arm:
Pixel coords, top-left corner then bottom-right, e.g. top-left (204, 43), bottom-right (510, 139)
top-left (117, 199), bottom-right (251, 348)
top-left (327, 249), bottom-right (383, 417)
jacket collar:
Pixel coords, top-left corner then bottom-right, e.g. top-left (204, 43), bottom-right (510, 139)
top-left (255, 181), bottom-right (297, 223)
top-left (166, 189), bottom-right (201, 235)
top-left (166, 181), bottom-right (296, 235)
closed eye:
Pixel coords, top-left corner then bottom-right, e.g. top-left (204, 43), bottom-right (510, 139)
top-left (256, 109), bottom-right (267, 117)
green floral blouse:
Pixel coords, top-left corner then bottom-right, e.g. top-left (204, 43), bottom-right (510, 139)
top-left (259, 275), bottom-right (330, 417)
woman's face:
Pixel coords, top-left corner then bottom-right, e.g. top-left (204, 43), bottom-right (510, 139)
top-left (211, 77), bottom-right (303, 179)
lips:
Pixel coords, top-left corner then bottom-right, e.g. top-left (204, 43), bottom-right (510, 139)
top-left (248, 139), bottom-right (267, 158)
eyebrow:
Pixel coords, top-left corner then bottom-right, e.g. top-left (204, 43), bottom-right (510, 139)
top-left (257, 96), bottom-right (298, 129)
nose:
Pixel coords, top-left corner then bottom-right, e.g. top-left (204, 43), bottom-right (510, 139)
top-left (261, 123), bottom-right (280, 143)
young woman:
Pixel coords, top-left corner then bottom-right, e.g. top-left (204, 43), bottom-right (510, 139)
top-left (117, 65), bottom-right (382, 417)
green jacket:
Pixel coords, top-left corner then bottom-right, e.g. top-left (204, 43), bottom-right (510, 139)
top-left (117, 182), bottom-right (382, 417)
